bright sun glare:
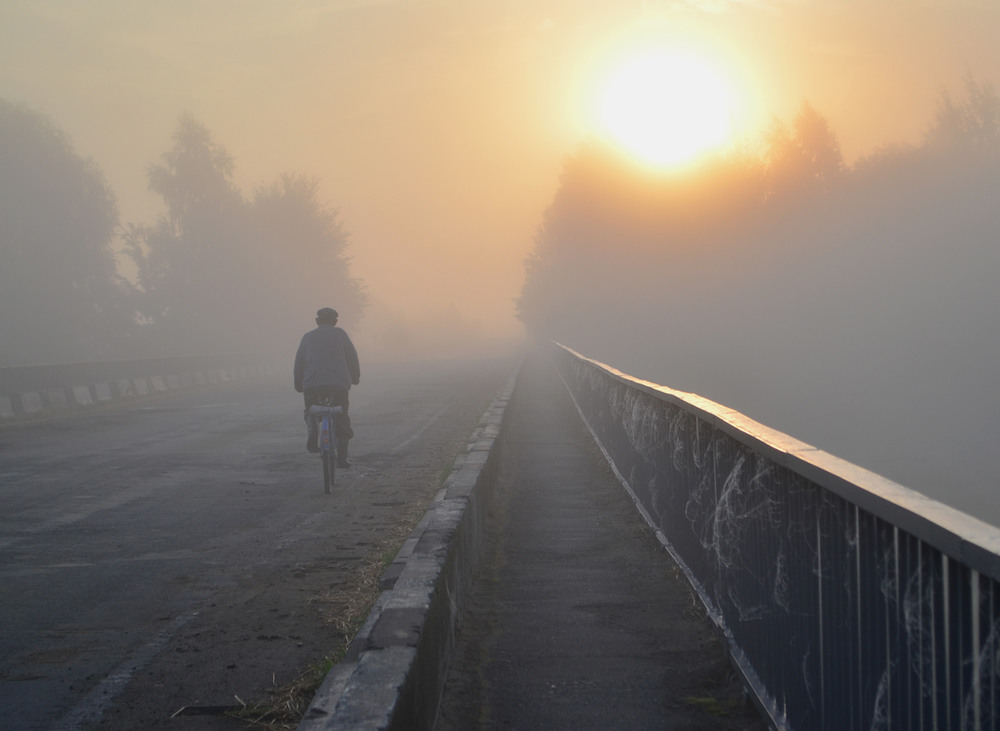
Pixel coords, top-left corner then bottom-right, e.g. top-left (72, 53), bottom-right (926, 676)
top-left (596, 47), bottom-right (736, 168)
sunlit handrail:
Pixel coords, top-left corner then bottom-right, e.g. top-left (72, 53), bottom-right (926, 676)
top-left (553, 341), bottom-right (1000, 731)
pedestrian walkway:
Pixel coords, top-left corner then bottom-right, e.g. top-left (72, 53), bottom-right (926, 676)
top-left (435, 352), bottom-right (767, 730)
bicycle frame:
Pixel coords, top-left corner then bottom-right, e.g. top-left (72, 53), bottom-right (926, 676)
top-left (307, 402), bottom-right (342, 493)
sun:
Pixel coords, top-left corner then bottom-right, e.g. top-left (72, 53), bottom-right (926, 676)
top-left (594, 47), bottom-right (737, 168)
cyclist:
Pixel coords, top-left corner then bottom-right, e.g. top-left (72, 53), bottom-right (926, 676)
top-left (294, 307), bottom-right (360, 466)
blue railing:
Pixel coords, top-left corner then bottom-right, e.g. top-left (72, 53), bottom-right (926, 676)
top-left (553, 342), bottom-right (1000, 730)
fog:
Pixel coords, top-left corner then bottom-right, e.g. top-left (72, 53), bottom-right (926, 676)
top-left (520, 98), bottom-right (1000, 524)
top-left (3, 2), bottom-right (1000, 519)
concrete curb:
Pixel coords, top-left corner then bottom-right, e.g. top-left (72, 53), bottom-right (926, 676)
top-left (299, 365), bottom-right (520, 731)
top-left (0, 361), bottom-right (278, 421)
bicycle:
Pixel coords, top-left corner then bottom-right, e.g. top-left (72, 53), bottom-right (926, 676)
top-left (307, 398), bottom-right (343, 494)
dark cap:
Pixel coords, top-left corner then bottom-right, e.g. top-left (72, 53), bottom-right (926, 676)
top-left (316, 307), bottom-right (339, 323)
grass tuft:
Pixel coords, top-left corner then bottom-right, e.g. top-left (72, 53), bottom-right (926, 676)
top-left (227, 656), bottom-right (335, 729)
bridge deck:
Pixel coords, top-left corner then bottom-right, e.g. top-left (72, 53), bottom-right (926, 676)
top-left (435, 352), bottom-right (766, 730)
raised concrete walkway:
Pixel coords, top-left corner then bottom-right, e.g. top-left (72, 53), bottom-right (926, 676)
top-left (435, 352), bottom-right (767, 730)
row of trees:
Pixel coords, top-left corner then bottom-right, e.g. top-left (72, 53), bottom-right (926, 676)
top-left (519, 75), bottom-right (1000, 337)
top-left (516, 75), bottom-right (1000, 510)
top-left (0, 105), bottom-right (365, 366)
top-left (123, 115), bottom-right (365, 356)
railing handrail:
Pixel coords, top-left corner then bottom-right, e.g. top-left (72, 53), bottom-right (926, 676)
top-left (555, 341), bottom-right (1000, 729)
top-left (558, 342), bottom-right (1000, 585)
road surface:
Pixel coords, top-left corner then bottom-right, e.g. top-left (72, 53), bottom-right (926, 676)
top-left (436, 352), bottom-right (766, 730)
top-left (0, 355), bottom-right (516, 730)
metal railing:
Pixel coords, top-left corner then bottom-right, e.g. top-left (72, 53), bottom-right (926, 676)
top-left (0, 353), bottom-right (277, 417)
top-left (553, 342), bottom-right (1000, 730)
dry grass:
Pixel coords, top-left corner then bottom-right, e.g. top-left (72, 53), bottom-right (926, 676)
top-left (230, 471), bottom-right (448, 729)
top-left (227, 657), bottom-right (334, 728)
top-left (226, 539), bottom-right (400, 729)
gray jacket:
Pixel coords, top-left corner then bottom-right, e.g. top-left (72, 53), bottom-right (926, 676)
top-left (294, 324), bottom-right (360, 392)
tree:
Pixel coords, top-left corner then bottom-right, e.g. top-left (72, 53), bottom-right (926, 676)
top-left (248, 173), bottom-right (366, 344)
top-left (148, 114), bottom-right (238, 226)
top-left (126, 115), bottom-right (251, 354)
top-left (515, 141), bottom-right (767, 335)
top-left (764, 102), bottom-right (843, 200)
top-left (0, 99), bottom-right (135, 365)
top-left (926, 72), bottom-right (1000, 155)
top-left (126, 117), bottom-right (366, 356)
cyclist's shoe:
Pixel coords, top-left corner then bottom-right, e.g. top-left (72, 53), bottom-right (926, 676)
top-left (338, 458), bottom-right (351, 468)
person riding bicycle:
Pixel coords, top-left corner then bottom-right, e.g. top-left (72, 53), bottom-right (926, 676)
top-left (294, 307), bottom-right (360, 466)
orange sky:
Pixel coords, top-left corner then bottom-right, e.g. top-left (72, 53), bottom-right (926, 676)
top-left (2, 0), bottom-right (998, 344)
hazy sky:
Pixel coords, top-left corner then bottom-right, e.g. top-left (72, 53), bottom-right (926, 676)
top-left (2, 0), bottom-right (998, 339)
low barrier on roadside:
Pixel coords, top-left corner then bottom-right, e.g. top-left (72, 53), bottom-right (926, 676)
top-left (0, 355), bottom-right (277, 419)
top-left (553, 343), bottom-right (1000, 731)
top-left (299, 367), bottom-right (519, 731)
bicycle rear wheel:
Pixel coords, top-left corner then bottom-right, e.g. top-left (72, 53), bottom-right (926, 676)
top-left (322, 452), bottom-right (334, 494)
top-left (320, 415), bottom-right (335, 493)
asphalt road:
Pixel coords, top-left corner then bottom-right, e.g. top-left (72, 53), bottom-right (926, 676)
top-left (0, 355), bottom-right (517, 730)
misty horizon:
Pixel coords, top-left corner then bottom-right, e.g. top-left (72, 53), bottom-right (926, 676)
top-left (4, 2), bottom-right (999, 339)
top-left (3, 1), bottom-right (1000, 525)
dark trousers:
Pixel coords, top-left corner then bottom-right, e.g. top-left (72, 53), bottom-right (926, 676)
top-left (303, 386), bottom-right (353, 441)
